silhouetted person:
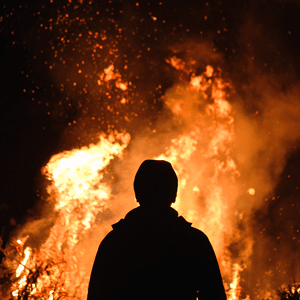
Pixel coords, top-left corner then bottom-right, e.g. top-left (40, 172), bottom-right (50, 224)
top-left (88, 160), bottom-right (227, 300)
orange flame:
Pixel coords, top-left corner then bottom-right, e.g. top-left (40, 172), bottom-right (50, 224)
top-left (11, 131), bottom-right (130, 299)
top-left (8, 62), bottom-right (248, 299)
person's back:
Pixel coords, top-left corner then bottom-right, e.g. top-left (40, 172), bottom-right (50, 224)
top-left (88, 160), bottom-right (227, 300)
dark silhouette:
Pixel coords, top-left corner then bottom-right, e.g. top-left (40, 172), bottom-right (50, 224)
top-left (88, 160), bottom-right (227, 300)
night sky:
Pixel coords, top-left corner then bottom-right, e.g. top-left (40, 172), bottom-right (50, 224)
top-left (1, 0), bottom-right (300, 296)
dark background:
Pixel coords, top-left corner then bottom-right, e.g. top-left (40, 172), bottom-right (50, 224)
top-left (1, 0), bottom-right (300, 297)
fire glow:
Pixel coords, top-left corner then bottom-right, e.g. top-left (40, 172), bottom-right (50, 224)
top-left (3, 63), bottom-right (248, 300)
top-left (1, 1), bottom-right (300, 299)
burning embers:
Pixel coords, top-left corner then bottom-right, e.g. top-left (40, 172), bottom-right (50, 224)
top-left (1, 63), bottom-right (248, 299)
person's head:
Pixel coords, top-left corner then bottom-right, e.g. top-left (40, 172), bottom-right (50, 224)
top-left (134, 160), bottom-right (178, 207)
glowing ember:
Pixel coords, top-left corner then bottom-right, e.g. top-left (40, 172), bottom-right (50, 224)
top-left (248, 188), bottom-right (255, 196)
top-left (98, 64), bottom-right (128, 91)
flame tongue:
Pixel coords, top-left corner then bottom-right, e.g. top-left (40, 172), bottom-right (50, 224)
top-left (11, 131), bottom-right (130, 299)
top-left (15, 247), bottom-right (32, 278)
top-left (44, 131), bottom-right (130, 250)
top-left (157, 62), bottom-right (244, 298)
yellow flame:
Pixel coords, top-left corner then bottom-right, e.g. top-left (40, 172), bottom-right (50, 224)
top-left (248, 188), bottom-right (255, 196)
top-left (11, 131), bottom-right (130, 298)
top-left (228, 264), bottom-right (243, 300)
top-left (16, 247), bottom-right (32, 278)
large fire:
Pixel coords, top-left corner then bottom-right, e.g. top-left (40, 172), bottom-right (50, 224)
top-left (1, 2), bottom-right (300, 300)
top-left (0, 62), bottom-right (251, 299)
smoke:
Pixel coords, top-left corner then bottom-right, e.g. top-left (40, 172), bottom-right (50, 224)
top-left (224, 4), bottom-right (300, 296)
top-left (233, 79), bottom-right (300, 200)
top-left (228, 71), bottom-right (300, 297)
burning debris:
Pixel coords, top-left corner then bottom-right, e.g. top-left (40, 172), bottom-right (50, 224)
top-left (277, 282), bottom-right (300, 300)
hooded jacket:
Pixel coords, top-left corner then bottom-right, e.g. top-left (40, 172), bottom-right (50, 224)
top-left (88, 206), bottom-right (227, 300)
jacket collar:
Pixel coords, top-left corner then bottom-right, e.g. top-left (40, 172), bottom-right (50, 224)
top-left (112, 205), bottom-right (191, 229)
